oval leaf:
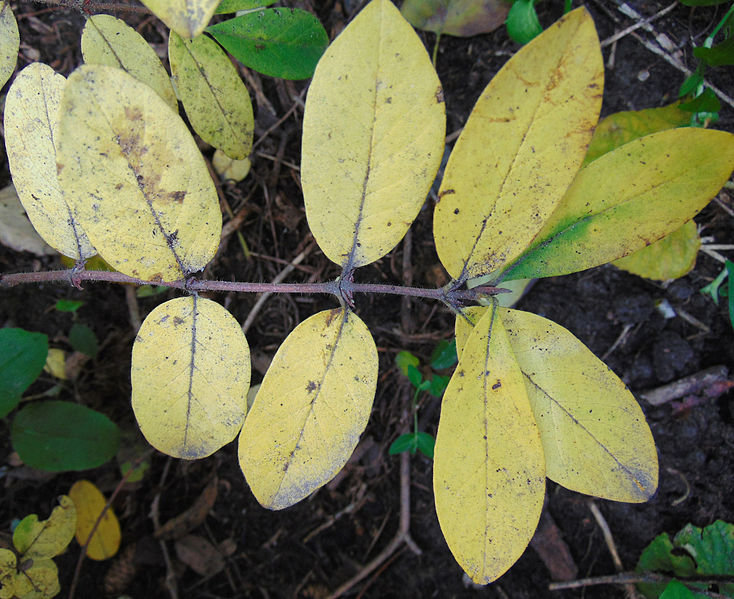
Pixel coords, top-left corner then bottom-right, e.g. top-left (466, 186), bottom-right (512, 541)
top-left (503, 128), bottom-right (734, 281)
top-left (433, 7), bottom-right (603, 281)
top-left (0, 184), bottom-right (57, 256)
top-left (10, 558), bottom-right (59, 599)
top-left (68, 480), bottom-right (121, 560)
top-left (57, 64), bottom-right (221, 282)
top-left (0, 328), bottom-right (48, 418)
top-left (613, 219), bottom-right (700, 281)
top-left (4, 63), bottom-right (96, 260)
top-left (139, 0), bottom-right (219, 38)
top-left (0, 1), bottom-right (18, 89)
top-left (301, 0), bottom-right (445, 269)
top-left (206, 8), bottom-right (328, 80)
top-left (131, 296), bottom-right (250, 459)
top-left (12, 495), bottom-right (76, 559)
top-left (11, 401), bottom-right (120, 471)
top-left (169, 31), bottom-right (254, 160)
top-left (435, 305), bottom-right (545, 584)
top-left (239, 308), bottom-right (378, 510)
top-left (81, 14), bottom-right (178, 111)
top-left (400, 0), bottom-right (510, 37)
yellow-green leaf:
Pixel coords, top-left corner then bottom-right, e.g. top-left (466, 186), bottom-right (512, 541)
top-left (0, 1), bottom-right (18, 89)
top-left (4, 63), bottom-right (95, 260)
top-left (212, 149), bottom-right (250, 182)
top-left (10, 558), bottom-right (59, 599)
top-left (139, 0), bottom-right (219, 38)
top-left (131, 296), bottom-right (250, 459)
top-left (301, 0), bottom-right (445, 269)
top-left (501, 308), bottom-right (658, 501)
top-left (68, 480), bottom-right (121, 561)
top-left (57, 64), bottom-right (221, 282)
top-left (81, 14), bottom-right (177, 111)
top-left (43, 348), bottom-right (67, 380)
top-left (433, 7), bottom-right (603, 281)
top-left (169, 31), bottom-right (254, 160)
top-left (12, 496), bottom-right (76, 560)
top-left (401, 0), bottom-right (510, 37)
top-left (0, 549), bottom-right (17, 599)
top-left (613, 219), bottom-right (700, 281)
top-left (435, 305), bottom-right (544, 584)
top-left (239, 308), bottom-right (378, 510)
top-left (502, 128), bottom-right (734, 281)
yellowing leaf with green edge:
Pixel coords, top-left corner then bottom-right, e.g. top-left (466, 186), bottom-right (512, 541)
top-left (501, 308), bottom-right (658, 501)
top-left (4, 63), bottom-right (95, 260)
top-left (301, 0), bottom-right (445, 269)
top-left (0, 1), bottom-right (18, 89)
top-left (613, 219), bottom-right (700, 281)
top-left (57, 64), bottom-right (221, 282)
top-left (584, 102), bottom-right (691, 165)
top-left (81, 14), bottom-right (177, 112)
top-left (501, 128), bottom-right (734, 281)
top-left (239, 308), bottom-right (377, 510)
top-left (10, 559), bottom-right (59, 599)
top-left (0, 549), bottom-right (16, 599)
top-left (68, 480), bottom-right (120, 561)
top-left (169, 31), bottom-right (254, 160)
top-left (212, 148), bottom-right (250, 182)
top-left (433, 7), bottom-right (603, 282)
top-left (12, 495), bottom-right (76, 560)
top-left (132, 296), bottom-right (250, 459)
top-left (435, 305), bottom-right (545, 584)
top-left (139, 0), bottom-right (219, 38)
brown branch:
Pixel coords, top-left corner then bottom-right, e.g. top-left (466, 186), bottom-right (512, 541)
top-left (550, 572), bottom-right (734, 598)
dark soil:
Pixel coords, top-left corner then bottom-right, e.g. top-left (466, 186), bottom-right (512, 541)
top-left (1, 1), bottom-right (733, 598)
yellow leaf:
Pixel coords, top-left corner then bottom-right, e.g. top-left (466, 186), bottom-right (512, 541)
top-left (44, 348), bottom-right (67, 380)
top-left (503, 128), bottom-right (734, 281)
top-left (501, 308), bottom-right (658, 501)
top-left (81, 14), bottom-right (178, 111)
top-left (131, 296), bottom-right (250, 459)
top-left (239, 308), bottom-right (377, 510)
top-left (0, 1), bottom-right (18, 89)
top-left (0, 184), bottom-right (56, 256)
top-left (0, 548), bottom-right (17, 599)
top-left (613, 219), bottom-right (700, 281)
top-left (454, 305), bottom-right (485, 360)
top-left (57, 64), bottom-right (221, 282)
top-left (10, 558), bottom-right (59, 599)
top-left (139, 0), bottom-right (219, 38)
top-left (68, 480), bottom-right (121, 561)
top-left (4, 63), bottom-right (95, 260)
top-left (433, 7), bottom-right (603, 281)
top-left (301, 0), bottom-right (445, 269)
top-left (12, 496), bottom-right (76, 560)
top-left (435, 305), bottom-right (544, 584)
top-left (169, 32), bottom-right (254, 160)
top-left (212, 149), bottom-right (251, 182)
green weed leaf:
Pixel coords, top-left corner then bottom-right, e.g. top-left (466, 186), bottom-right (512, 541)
top-left (679, 88), bottom-right (721, 113)
top-left (694, 36), bottom-right (734, 66)
top-left (428, 374), bottom-right (450, 397)
top-left (216, 0), bottom-right (277, 13)
top-left (389, 433), bottom-right (416, 455)
top-left (659, 581), bottom-right (695, 599)
top-left (415, 431), bottom-right (435, 458)
top-left (54, 299), bottom-right (84, 313)
top-left (429, 338), bottom-right (457, 370)
top-left (0, 328), bottom-right (48, 418)
top-left (69, 323), bottom-right (98, 358)
top-left (506, 0), bottom-right (542, 45)
top-left (407, 364), bottom-right (424, 388)
top-left (395, 350), bottom-right (420, 377)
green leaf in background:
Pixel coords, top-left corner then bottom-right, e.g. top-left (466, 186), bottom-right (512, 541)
top-left (400, 0), bottom-right (511, 37)
top-left (207, 8), bottom-right (329, 79)
top-left (428, 374), bottom-right (450, 397)
top-left (429, 338), bottom-right (458, 370)
top-left (506, 0), bottom-right (541, 45)
top-left (216, 0), bottom-right (277, 14)
top-left (388, 431), bottom-right (435, 458)
top-left (0, 328), bottom-right (48, 418)
top-left (11, 400), bottom-right (120, 471)
top-left (694, 36), bottom-right (734, 66)
top-left (659, 581), bottom-right (695, 599)
top-left (135, 285), bottom-right (168, 298)
top-left (679, 72), bottom-right (704, 98)
top-left (407, 364), bottom-right (424, 388)
top-left (679, 0), bottom-right (730, 6)
top-left (54, 299), bottom-right (84, 313)
top-left (679, 87), bottom-right (721, 112)
top-left (726, 260), bottom-right (734, 331)
top-left (69, 323), bottom-right (98, 358)
top-left (415, 431), bottom-right (435, 458)
top-left (395, 350), bottom-right (419, 376)
top-left (389, 432), bottom-right (417, 455)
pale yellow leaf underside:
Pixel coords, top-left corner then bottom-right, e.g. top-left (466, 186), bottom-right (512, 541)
top-left (434, 6), bottom-right (603, 281)
top-left (301, 0), bottom-right (445, 269)
top-left (57, 64), bottom-right (221, 281)
top-left (68, 480), bottom-right (121, 561)
top-left (82, 14), bottom-right (178, 111)
top-left (4, 63), bottom-right (96, 260)
top-left (132, 296), bottom-right (250, 459)
top-left (139, 0), bottom-right (219, 38)
top-left (239, 309), bottom-right (378, 510)
top-left (0, 184), bottom-right (56, 256)
top-left (435, 306), bottom-right (544, 584)
top-left (169, 31), bottom-right (254, 160)
top-left (0, 1), bottom-right (18, 89)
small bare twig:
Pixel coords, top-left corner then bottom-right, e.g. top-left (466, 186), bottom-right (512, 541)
top-left (640, 365), bottom-right (730, 406)
top-left (550, 572), bottom-right (734, 598)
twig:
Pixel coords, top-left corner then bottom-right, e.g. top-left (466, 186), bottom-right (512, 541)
top-left (124, 284), bottom-right (142, 331)
top-left (600, 2), bottom-right (677, 48)
top-left (639, 365), bottom-right (730, 406)
top-left (150, 458), bottom-right (178, 599)
top-left (550, 572), bottom-right (734, 598)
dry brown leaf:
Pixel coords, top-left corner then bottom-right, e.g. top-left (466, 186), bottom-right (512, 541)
top-left (174, 534), bottom-right (225, 576)
top-left (156, 476), bottom-right (218, 540)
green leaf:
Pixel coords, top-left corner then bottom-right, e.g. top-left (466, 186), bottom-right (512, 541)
top-left (679, 72), bottom-right (704, 98)
top-left (11, 401), bottom-right (120, 471)
top-left (135, 285), bottom-right (168, 298)
top-left (389, 433), bottom-right (417, 455)
top-left (206, 8), bottom-right (329, 80)
top-left (54, 299), bottom-right (84, 313)
top-left (506, 0), bottom-right (542, 45)
top-left (694, 36), bottom-right (734, 66)
top-left (679, 0), bottom-right (730, 5)
top-left (216, 0), bottom-right (277, 13)
top-left (415, 431), bottom-right (435, 458)
top-left (0, 328), bottom-right (49, 418)
top-left (12, 496), bottom-right (76, 559)
top-left (395, 350), bottom-right (420, 377)
top-left (400, 0), bottom-right (511, 37)
top-left (429, 338), bottom-right (458, 370)
top-left (659, 581), bottom-right (695, 599)
top-left (407, 364), bottom-right (424, 388)
top-left (727, 260), bottom-right (734, 331)
top-left (428, 374), bottom-right (450, 397)
top-left (69, 323), bottom-right (98, 358)
top-left (679, 88), bottom-right (721, 113)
